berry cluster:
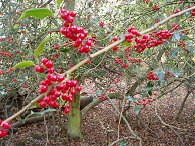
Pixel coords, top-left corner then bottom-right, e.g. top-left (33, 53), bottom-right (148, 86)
top-left (134, 30), bottom-right (172, 53)
top-left (125, 26), bottom-right (172, 53)
top-left (136, 98), bottom-right (153, 106)
top-left (146, 71), bottom-right (159, 80)
top-left (0, 120), bottom-right (10, 138)
top-left (99, 93), bottom-right (106, 101)
top-left (35, 58), bottom-right (82, 114)
top-left (153, 3), bottom-right (160, 11)
top-left (114, 58), bottom-right (128, 69)
top-left (0, 51), bottom-right (11, 57)
top-left (60, 8), bottom-right (94, 54)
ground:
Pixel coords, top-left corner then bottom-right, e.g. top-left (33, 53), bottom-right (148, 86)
top-left (1, 88), bottom-right (195, 146)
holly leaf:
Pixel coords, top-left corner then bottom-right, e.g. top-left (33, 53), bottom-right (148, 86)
top-left (34, 38), bottom-right (50, 58)
top-left (18, 8), bottom-right (54, 20)
top-left (13, 61), bottom-right (35, 69)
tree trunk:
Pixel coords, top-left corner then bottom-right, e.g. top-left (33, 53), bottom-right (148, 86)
top-left (66, 92), bottom-right (82, 138)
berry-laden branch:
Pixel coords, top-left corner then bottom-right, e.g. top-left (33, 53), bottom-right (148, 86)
top-left (65, 6), bottom-right (195, 75)
top-left (1, 6), bottom-right (194, 134)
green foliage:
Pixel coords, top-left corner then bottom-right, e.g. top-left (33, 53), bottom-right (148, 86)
top-left (18, 8), bottom-right (54, 20)
top-left (34, 38), bottom-right (50, 59)
top-left (13, 61), bottom-right (35, 69)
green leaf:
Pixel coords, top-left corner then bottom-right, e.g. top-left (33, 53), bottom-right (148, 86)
top-left (18, 8), bottom-right (54, 20)
top-left (56, 0), bottom-right (63, 7)
top-left (34, 38), bottom-right (50, 58)
top-left (13, 61), bottom-right (35, 69)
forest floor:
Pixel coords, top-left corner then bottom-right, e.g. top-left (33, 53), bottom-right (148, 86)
top-left (1, 87), bottom-right (195, 146)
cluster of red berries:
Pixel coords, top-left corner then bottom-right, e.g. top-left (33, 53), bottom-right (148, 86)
top-left (136, 98), bottom-right (153, 106)
top-left (126, 26), bottom-right (172, 53)
top-left (0, 120), bottom-right (10, 138)
top-left (99, 93), bottom-right (106, 101)
top-left (146, 71), bottom-right (159, 81)
top-left (125, 26), bottom-right (141, 43)
top-left (0, 51), bottom-right (11, 57)
top-left (59, 8), bottom-right (94, 54)
top-left (134, 30), bottom-right (172, 53)
top-left (114, 58), bottom-right (128, 69)
top-left (153, 3), bottom-right (160, 11)
top-left (35, 58), bottom-right (82, 114)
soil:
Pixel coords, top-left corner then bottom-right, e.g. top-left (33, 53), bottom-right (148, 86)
top-left (1, 88), bottom-right (195, 146)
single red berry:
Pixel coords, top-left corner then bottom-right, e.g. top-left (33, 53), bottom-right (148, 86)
top-left (62, 94), bottom-right (69, 100)
top-left (191, 9), bottom-right (195, 16)
top-left (0, 129), bottom-right (8, 138)
top-left (76, 86), bottom-right (82, 92)
top-left (39, 85), bottom-right (48, 93)
top-left (35, 65), bottom-right (44, 73)
top-left (113, 36), bottom-right (118, 41)
top-left (39, 101), bottom-right (47, 108)
top-left (48, 68), bottom-right (55, 74)
top-left (64, 107), bottom-right (70, 114)
top-left (57, 76), bottom-right (64, 82)
top-left (45, 61), bottom-right (53, 68)
top-left (70, 89), bottom-right (76, 96)
top-left (1, 122), bottom-right (10, 129)
top-left (66, 103), bottom-right (71, 109)
top-left (167, 71), bottom-right (171, 76)
top-left (70, 80), bottom-right (78, 87)
top-left (41, 58), bottom-right (48, 65)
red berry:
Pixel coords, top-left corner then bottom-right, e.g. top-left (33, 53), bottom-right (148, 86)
top-left (191, 9), bottom-right (195, 16)
top-left (70, 80), bottom-right (78, 87)
top-left (0, 129), bottom-right (8, 138)
top-left (1, 122), bottom-right (10, 129)
top-left (35, 65), bottom-right (44, 73)
top-left (45, 61), bottom-right (53, 68)
top-left (76, 86), bottom-right (82, 92)
top-left (39, 85), bottom-right (48, 93)
top-left (64, 107), bottom-right (70, 114)
top-left (113, 36), bottom-right (118, 41)
top-left (57, 76), bottom-right (64, 82)
top-left (62, 94), bottom-right (69, 100)
top-left (167, 71), bottom-right (171, 76)
top-left (39, 101), bottom-right (47, 108)
top-left (70, 89), bottom-right (76, 96)
top-left (48, 68), bottom-right (55, 74)
top-left (112, 46), bottom-right (118, 51)
top-left (41, 58), bottom-right (48, 65)
top-left (66, 103), bottom-right (71, 109)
